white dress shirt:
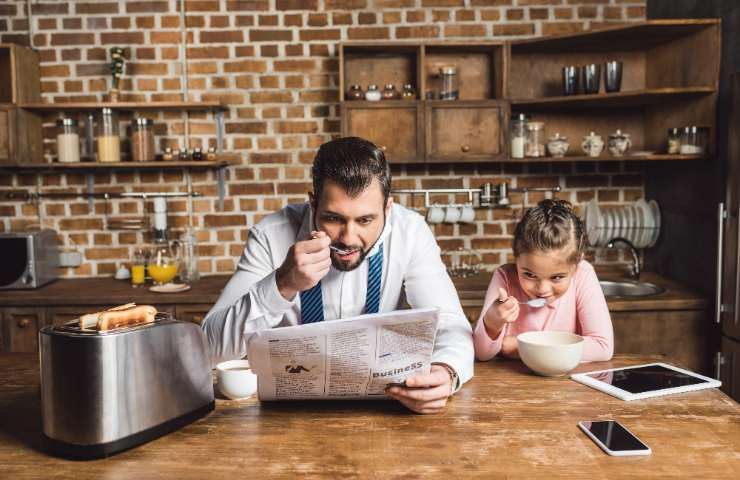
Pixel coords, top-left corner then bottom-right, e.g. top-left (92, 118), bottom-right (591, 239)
top-left (202, 202), bottom-right (474, 389)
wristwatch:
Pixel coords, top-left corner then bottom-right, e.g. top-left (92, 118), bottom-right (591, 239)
top-left (432, 362), bottom-right (459, 394)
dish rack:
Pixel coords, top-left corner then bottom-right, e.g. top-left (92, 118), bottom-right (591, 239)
top-left (585, 199), bottom-right (661, 248)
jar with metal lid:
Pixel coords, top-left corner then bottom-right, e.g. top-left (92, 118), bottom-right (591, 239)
top-left (510, 114), bottom-right (528, 159)
top-left (401, 84), bottom-right (416, 101)
top-left (130, 117), bottom-right (155, 162)
top-left (439, 66), bottom-right (459, 100)
top-left (346, 84), bottom-right (364, 101)
top-left (525, 121), bottom-right (546, 158)
top-left (667, 127), bottom-right (681, 154)
top-left (96, 107), bottom-right (120, 163)
top-left (56, 118), bottom-right (80, 163)
top-left (381, 84), bottom-right (400, 100)
top-left (365, 84), bottom-right (381, 102)
top-left (680, 126), bottom-right (709, 155)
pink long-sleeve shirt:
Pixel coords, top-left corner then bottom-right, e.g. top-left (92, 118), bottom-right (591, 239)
top-left (473, 260), bottom-right (614, 362)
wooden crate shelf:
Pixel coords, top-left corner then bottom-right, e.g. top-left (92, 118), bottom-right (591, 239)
top-left (19, 101), bottom-right (226, 112)
top-left (505, 154), bottom-right (706, 163)
top-left (0, 154), bottom-right (240, 171)
top-left (511, 87), bottom-right (716, 109)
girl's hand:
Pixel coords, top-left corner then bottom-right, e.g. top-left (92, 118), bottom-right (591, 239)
top-left (482, 288), bottom-right (520, 340)
top-left (501, 335), bottom-right (520, 358)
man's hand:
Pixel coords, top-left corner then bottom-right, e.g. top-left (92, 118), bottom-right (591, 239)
top-left (384, 364), bottom-right (453, 414)
top-left (275, 231), bottom-right (331, 301)
top-left (482, 287), bottom-right (519, 340)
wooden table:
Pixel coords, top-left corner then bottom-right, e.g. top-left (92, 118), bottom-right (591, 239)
top-left (1, 353), bottom-right (738, 479)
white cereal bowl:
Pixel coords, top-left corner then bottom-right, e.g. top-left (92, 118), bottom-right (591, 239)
top-left (517, 331), bottom-right (584, 377)
top-left (216, 359), bottom-right (258, 400)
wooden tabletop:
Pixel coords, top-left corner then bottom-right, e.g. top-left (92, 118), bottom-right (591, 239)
top-left (0, 271), bottom-right (708, 312)
top-left (1, 353), bottom-right (737, 479)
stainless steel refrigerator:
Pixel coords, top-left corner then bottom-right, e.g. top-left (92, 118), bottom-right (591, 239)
top-left (717, 73), bottom-right (740, 400)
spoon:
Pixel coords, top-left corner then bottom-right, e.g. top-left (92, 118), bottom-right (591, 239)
top-left (329, 245), bottom-right (355, 255)
top-left (497, 297), bottom-right (547, 308)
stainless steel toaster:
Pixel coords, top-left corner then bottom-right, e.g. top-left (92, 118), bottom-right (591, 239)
top-left (39, 314), bottom-right (214, 459)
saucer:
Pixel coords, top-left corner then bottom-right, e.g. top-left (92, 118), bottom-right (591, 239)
top-left (149, 283), bottom-right (191, 293)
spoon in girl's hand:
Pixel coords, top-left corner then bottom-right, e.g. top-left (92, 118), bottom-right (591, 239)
top-left (497, 297), bottom-right (547, 308)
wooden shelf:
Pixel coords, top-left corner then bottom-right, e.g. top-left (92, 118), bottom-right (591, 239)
top-left (511, 19), bottom-right (720, 53)
top-left (0, 154), bottom-right (240, 171)
top-left (19, 101), bottom-right (226, 112)
top-left (511, 87), bottom-right (716, 109)
top-left (506, 154), bottom-right (706, 163)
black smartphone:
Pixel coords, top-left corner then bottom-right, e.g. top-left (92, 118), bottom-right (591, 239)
top-left (578, 420), bottom-right (651, 456)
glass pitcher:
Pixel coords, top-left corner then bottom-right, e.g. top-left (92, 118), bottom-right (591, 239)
top-left (177, 229), bottom-right (200, 283)
top-left (148, 240), bottom-right (180, 285)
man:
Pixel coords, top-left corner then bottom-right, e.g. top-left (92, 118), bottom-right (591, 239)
top-left (202, 137), bottom-right (474, 414)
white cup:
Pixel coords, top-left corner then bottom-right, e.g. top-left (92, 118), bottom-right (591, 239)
top-left (444, 206), bottom-right (461, 223)
top-left (216, 359), bottom-right (258, 400)
top-left (426, 205), bottom-right (445, 224)
top-left (459, 205), bottom-right (476, 223)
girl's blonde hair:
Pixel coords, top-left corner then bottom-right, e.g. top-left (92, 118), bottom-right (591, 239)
top-left (513, 199), bottom-right (586, 264)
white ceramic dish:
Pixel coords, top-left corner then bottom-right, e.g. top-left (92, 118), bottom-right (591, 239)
top-left (216, 359), bottom-right (258, 400)
top-left (585, 199), bottom-right (601, 246)
top-left (149, 283), bottom-right (191, 293)
top-left (517, 331), bottom-right (584, 377)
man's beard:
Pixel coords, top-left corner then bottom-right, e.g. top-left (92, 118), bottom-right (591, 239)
top-left (318, 211), bottom-right (386, 272)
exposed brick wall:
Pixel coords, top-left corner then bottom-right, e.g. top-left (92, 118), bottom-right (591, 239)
top-left (0, 0), bottom-right (646, 277)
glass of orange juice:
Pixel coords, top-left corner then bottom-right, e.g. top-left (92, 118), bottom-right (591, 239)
top-left (148, 263), bottom-right (177, 285)
top-left (148, 242), bottom-right (179, 285)
top-left (131, 249), bottom-right (146, 287)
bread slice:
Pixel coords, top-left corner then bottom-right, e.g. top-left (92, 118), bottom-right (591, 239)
top-left (96, 305), bottom-right (157, 331)
top-left (78, 303), bottom-right (137, 329)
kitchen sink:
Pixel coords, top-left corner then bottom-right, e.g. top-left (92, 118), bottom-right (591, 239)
top-left (599, 280), bottom-right (665, 298)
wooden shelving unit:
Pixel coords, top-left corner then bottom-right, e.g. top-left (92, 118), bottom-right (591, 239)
top-left (19, 101), bottom-right (226, 112)
top-left (511, 87), bottom-right (716, 109)
top-left (339, 20), bottom-right (720, 164)
top-left (0, 155), bottom-right (240, 171)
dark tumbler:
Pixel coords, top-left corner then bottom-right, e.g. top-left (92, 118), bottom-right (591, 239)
top-left (582, 64), bottom-right (601, 94)
top-left (562, 66), bottom-right (579, 95)
top-left (604, 61), bottom-right (623, 93)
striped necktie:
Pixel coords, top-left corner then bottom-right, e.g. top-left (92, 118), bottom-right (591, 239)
top-left (299, 243), bottom-right (383, 324)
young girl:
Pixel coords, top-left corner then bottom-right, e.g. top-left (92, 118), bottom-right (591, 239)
top-left (473, 198), bottom-right (614, 362)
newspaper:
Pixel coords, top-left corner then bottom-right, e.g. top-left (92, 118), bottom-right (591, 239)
top-left (247, 308), bottom-right (439, 401)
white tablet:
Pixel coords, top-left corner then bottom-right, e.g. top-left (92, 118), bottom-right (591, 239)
top-left (570, 362), bottom-right (721, 401)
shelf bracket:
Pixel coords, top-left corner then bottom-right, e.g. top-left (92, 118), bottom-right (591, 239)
top-left (216, 110), bottom-right (224, 152)
top-left (217, 166), bottom-right (225, 211)
top-left (86, 174), bottom-right (94, 211)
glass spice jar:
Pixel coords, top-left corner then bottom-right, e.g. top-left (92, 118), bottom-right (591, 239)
top-left (509, 113), bottom-right (528, 159)
top-left (401, 84), bottom-right (417, 101)
top-left (365, 84), bottom-right (381, 101)
top-left (56, 118), bottom-right (80, 163)
top-left (346, 84), bottom-right (364, 101)
top-left (161, 147), bottom-right (173, 161)
top-left (525, 121), bottom-right (546, 158)
top-left (381, 84), bottom-right (400, 100)
top-left (96, 107), bottom-right (120, 163)
top-left (667, 127), bottom-right (681, 154)
top-left (130, 117), bottom-right (155, 162)
top-left (680, 126), bottom-right (709, 155)
top-left (439, 65), bottom-right (459, 100)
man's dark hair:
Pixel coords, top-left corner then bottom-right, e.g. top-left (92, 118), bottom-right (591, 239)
top-left (311, 137), bottom-right (392, 205)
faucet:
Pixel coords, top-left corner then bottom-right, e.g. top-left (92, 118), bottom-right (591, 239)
top-left (606, 237), bottom-right (640, 279)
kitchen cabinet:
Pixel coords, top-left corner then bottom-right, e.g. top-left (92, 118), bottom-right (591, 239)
top-left (426, 101), bottom-right (506, 162)
top-left (339, 20), bottom-right (719, 163)
top-left (174, 304), bottom-right (213, 325)
top-left (1, 308), bottom-right (45, 353)
top-left (341, 102), bottom-right (423, 163)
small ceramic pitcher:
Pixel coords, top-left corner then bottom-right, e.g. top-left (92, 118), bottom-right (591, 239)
top-left (546, 133), bottom-right (569, 158)
top-left (607, 129), bottom-right (632, 156)
top-left (581, 131), bottom-right (604, 157)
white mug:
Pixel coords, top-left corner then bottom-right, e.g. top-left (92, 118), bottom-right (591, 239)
top-left (444, 206), bottom-right (461, 223)
top-left (216, 359), bottom-right (258, 400)
top-left (459, 205), bottom-right (476, 223)
top-left (426, 205), bottom-right (445, 224)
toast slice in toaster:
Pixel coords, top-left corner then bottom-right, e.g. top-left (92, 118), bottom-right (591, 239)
top-left (78, 303), bottom-right (157, 331)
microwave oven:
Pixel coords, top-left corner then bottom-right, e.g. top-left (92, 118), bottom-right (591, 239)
top-left (0, 229), bottom-right (59, 289)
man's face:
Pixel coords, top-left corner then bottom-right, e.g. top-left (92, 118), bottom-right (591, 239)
top-left (312, 178), bottom-right (392, 272)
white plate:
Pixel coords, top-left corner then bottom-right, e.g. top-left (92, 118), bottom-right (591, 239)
top-left (631, 204), bottom-right (644, 248)
top-left (585, 199), bottom-right (602, 246)
top-left (149, 283), bottom-right (191, 293)
top-left (636, 199), bottom-right (651, 248)
top-left (623, 206), bottom-right (634, 244)
top-left (648, 200), bottom-right (661, 247)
